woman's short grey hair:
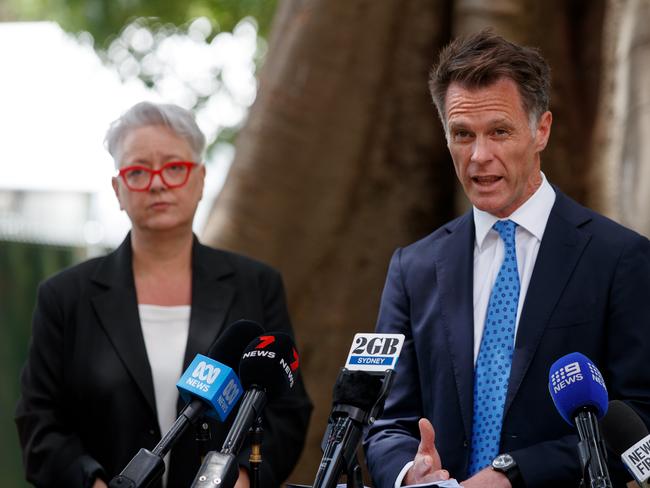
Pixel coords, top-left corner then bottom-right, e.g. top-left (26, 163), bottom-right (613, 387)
top-left (105, 101), bottom-right (206, 168)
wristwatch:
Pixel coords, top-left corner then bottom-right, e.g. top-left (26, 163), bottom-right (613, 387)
top-left (492, 453), bottom-right (524, 487)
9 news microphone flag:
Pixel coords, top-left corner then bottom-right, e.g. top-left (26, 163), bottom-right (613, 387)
top-left (548, 352), bottom-right (612, 488)
top-left (109, 320), bottom-right (263, 488)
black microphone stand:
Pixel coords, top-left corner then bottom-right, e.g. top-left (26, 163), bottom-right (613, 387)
top-left (197, 419), bottom-right (212, 461)
top-left (312, 369), bottom-right (395, 488)
top-left (249, 417), bottom-right (264, 488)
top-left (575, 408), bottom-right (613, 488)
top-left (109, 400), bottom-right (206, 488)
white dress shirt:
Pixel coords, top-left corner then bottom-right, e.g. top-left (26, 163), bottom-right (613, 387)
top-left (394, 173), bottom-right (556, 487)
top-left (139, 304), bottom-right (191, 488)
top-left (471, 173), bottom-right (556, 363)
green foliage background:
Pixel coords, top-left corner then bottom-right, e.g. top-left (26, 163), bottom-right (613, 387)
top-left (0, 241), bottom-right (82, 487)
top-left (5, 0), bottom-right (278, 44)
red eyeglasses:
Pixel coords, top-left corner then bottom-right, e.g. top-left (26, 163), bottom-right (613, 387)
top-left (118, 161), bottom-right (198, 191)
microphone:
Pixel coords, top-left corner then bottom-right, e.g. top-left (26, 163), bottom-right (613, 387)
top-left (109, 320), bottom-right (263, 488)
top-left (600, 400), bottom-right (650, 487)
top-left (548, 352), bottom-right (612, 488)
top-left (191, 332), bottom-right (300, 488)
top-left (312, 333), bottom-right (405, 488)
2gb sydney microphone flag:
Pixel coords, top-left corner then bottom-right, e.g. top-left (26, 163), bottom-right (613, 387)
top-left (311, 333), bottom-right (404, 488)
top-left (344, 333), bottom-right (404, 372)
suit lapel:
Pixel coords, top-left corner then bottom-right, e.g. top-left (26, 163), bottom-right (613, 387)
top-left (504, 191), bottom-right (592, 415)
top-left (437, 212), bottom-right (475, 440)
top-left (91, 236), bottom-right (157, 416)
top-left (182, 239), bottom-right (236, 370)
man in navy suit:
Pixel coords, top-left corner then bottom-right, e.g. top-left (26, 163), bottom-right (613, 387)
top-left (364, 30), bottom-right (650, 488)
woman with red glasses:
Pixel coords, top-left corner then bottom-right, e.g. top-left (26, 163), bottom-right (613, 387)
top-left (16, 102), bottom-right (312, 488)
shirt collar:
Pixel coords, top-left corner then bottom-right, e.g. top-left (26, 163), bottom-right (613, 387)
top-left (473, 172), bottom-right (556, 250)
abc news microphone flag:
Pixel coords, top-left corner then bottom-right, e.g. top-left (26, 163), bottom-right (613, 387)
top-left (109, 320), bottom-right (262, 488)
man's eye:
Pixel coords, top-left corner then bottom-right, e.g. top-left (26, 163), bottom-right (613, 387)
top-left (494, 128), bottom-right (509, 137)
top-left (454, 130), bottom-right (471, 140)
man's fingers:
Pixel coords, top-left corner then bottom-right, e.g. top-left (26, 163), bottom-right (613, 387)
top-left (417, 418), bottom-right (436, 455)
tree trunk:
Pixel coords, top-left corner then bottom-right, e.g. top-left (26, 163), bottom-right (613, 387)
top-left (203, 0), bottom-right (454, 482)
top-left (591, 0), bottom-right (650, 234)
top-left (202, 0), bottom-right (640, 483)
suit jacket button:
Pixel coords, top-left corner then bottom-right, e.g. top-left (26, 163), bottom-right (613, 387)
top-left (149, 429), bottom-right (155, 435)
top-left (463, 440), bottom-right (468, 447)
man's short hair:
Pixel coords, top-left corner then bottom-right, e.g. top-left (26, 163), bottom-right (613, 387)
top-left (429, 29), bottom-right (551, 127)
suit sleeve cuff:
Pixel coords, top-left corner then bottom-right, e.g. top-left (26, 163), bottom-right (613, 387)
top-left (395, 461), bottom-right (415, 487)
top-left (56, 454), bottom-right (106, 488)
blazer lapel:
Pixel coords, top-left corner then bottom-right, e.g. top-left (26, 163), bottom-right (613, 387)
top-left (504, 191), bottom-right (592, 415)
top-left (91, 235), bottom-right (157, 416)
top-left (437, 212), bottom-right (475, 440)
top-left (182, 239), bottom-right (236, 370)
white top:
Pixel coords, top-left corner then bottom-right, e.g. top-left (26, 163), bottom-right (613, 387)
top-left (139, 304), bottom-right (191, 487)
top-left (394, 173), bottom-right (556, 487)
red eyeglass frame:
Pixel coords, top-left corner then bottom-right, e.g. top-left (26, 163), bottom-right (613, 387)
top-left (117, 161), bottom-right (197, 192)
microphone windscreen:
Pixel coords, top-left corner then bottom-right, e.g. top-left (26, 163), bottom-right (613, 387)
top-left (601, 399), bottom-right (649, 456)
top-left (239, 333), bottom-right (299, 398)
top-left (206, 319), bottom-right (264, 368)
top-left (548, 352), bottom-right (608, 425)
top-left (332, 370), bottom-right (384, 410)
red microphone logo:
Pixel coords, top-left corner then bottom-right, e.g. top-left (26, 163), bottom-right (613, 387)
top-left (255, 335), bottom-right (276, 349)
top-left (290, 348), bottom-right (299, 372)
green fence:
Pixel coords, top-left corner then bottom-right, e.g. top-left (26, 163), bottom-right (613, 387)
top-left (0, 240), bottom-right (83, 487)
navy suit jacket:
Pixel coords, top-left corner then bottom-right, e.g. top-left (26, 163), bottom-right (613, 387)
top-left (16, 235), bottom-right (312, 488)
top-left (364, 189), bottom-right (650, 488)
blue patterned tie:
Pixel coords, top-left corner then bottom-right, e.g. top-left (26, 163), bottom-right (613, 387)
top-left (469, 219), bottom-right (520, 474)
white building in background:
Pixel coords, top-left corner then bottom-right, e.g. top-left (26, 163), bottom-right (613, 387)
top-left (0, 20), bottom-right (251, 251)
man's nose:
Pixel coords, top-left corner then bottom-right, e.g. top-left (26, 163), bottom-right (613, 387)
top-left (471, 136), bottom-right (493, 164)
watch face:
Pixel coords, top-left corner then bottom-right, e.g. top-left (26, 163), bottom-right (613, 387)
top-left (492, 454), bottom-right (514, 470)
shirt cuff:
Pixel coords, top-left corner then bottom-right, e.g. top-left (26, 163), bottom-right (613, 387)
top-left (395, 461), bottom-right (415, 487)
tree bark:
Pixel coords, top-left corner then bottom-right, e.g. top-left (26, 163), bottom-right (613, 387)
top-left (202, 0), bottom-right (454, 483)
top-left (202, 0), bottom-right (642, 484)
top-left (591, 0), bottom-right (650, 234)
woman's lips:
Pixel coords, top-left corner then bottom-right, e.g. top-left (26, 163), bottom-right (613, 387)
top-left (149, 201), bottom-right (172, 210)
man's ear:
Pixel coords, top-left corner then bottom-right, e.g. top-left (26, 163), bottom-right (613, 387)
top-left (535, 111), bottom-right (552, 152)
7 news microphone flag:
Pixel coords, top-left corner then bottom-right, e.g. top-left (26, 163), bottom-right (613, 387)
top-left (190, 332), bottom-right (300, 488)
top-left (109, 320), bottom-right (263, 488)
top-left (311, 333), bottom-right (404, 488)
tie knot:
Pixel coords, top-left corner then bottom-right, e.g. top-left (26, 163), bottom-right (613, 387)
top-left (493, 219), bottom-right (517, 248)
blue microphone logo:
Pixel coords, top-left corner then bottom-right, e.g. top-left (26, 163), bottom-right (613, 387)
top-left (550, 361), bottom-right (583, 393)
top-left (191, 361), bottom-right (222, 386)
top-left (548, 352), bottom-right (608, 424)
top-left (177, 354), bottom-right (243, 421)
